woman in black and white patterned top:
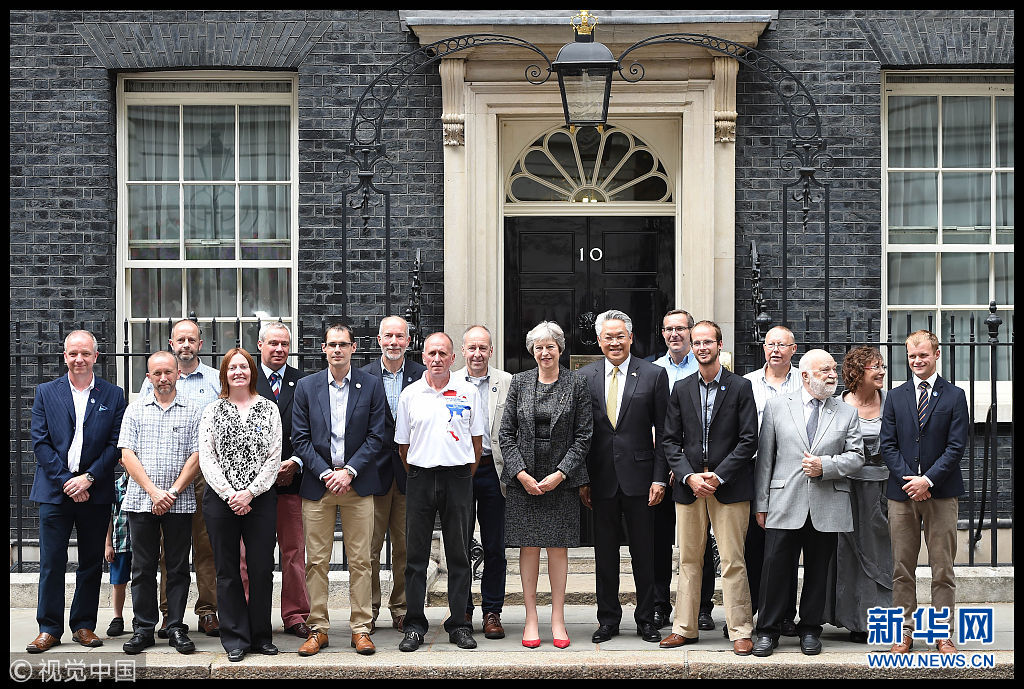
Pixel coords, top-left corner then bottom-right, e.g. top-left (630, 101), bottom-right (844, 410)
top-left (199, 347), bottom-right (282, 662)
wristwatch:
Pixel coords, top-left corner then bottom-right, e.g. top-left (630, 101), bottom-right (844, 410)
top-left (168, 488), bottom-right (179, 499)
top-left (85, 472), bottom-right (95, 483)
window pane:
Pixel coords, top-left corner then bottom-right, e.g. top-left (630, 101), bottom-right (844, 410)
top-left (129, 268), bottom-right (182, 319)
top-left (127, 106), bottom-right (179, 181)
top-left (941, 310), bottom-right (1012, 382)
top-left (239, 185), bottom-right (291, 259)
top-left (128, 185), bottom-right (180, 260)
top-left (942, 96), bottom-right (990, 168)
top-left (940, 253), bottom-right (988, 304)
top-left (994, 253), bottom-right (1014, 306)
top-left (886, 310), bottom-right (936, 381)
top-left (995, 96), bottom-right (1013, 168)
top-left (189, 268), bottom-right (237, 318)
top-left (888, 96), bottom-right (937, 168)
top-left (887, 253), bottom-right (935, 304)
top-left (184, 105), bottom-right (235, 181)
top-left (184, 185), bottom-right (235, 259)
top-left (241, 268), bottom-right (290, 318)
top-left (942, 172), bottom-right (990, 243)
top-left (239, 106), bottom-right (290, 181)
top-left (996, 172), bottom-right (1014, 244)
top-left (200, 320), bottom-right (240, 357)
top-left (130, 322), bottom-right (173, 387)
top-left (888, 172), bottom-right (937, 243)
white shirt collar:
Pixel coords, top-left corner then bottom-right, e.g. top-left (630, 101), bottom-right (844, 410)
top-left (913, 370), bottom-right (940, 389)
top-left (327, 367), bottom-right (352, 389)
top-left (262, 363), bottom-right (287, 380)
top-left (605, 355), bottom-right (631, 376)
top-left (801, 386), bottom-right (825, 407)
top-left (69, 375), bottom-right (95, 394)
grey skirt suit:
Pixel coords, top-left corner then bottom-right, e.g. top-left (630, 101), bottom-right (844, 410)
top-left (498, 367), bottom-right (592, 548)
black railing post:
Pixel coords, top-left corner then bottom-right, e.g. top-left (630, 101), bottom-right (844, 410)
top-left (14, 322), bottom-right (24, 572)
top-left (985, 303), bottom-right (1002, 567)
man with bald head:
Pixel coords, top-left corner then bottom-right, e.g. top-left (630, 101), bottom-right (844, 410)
top-left (117, 351), bottom-right (203, 654)
top-left (393, 332), bottom-right (484, 652)
top-left (752, 349), bottom-right (864, 657)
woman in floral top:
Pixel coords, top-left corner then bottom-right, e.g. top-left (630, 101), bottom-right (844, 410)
top-left (199, 347), bottom-right (282, 662)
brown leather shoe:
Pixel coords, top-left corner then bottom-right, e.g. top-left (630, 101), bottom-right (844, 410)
top-left (392, 614), bottom-right (405, 632)
top-left (351, 633), bottom-right (376, 655)
top-left (483, 612), bottom-right (505, 640)
top-left (890, 634), bottom-right (914, 653)
top-left (659, 633), bottom-right (698, 649)
top-left (935, 639), bottom-right (957, 654)
top-left (298, 631), bottom-right (329, 657)
top-left (733, 638), bottom-right (754, 655)
top-left (284, 622), bottom-right (312, 638)
top-left (26, 632), bottom-right (61, 653)
top-left (198, 613), bottom-right (220, 637)
top-left (71, 629), bottom-right (103, 648)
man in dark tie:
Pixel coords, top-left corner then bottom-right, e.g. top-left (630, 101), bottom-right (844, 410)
top-left (579, 309), bottom-right (669, 644)
top-left (880, 330), bottom-right (968, 655)
top-left (26, 330), bottom-right (127, 653)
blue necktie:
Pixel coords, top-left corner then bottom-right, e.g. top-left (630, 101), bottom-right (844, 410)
top-left (269, 371), bottom-right (281, 400)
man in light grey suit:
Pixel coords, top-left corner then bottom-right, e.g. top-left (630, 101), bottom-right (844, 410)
top-left (752, 349), bottom-right (864, 657)
top-left (452, 325), bottom-right (513, 639)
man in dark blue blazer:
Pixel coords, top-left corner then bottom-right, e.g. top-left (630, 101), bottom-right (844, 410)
top-left (27, 330), bottom-right (127, 653)
top-left (879, 329), bottom-right (968, 655)
top-left (579, 309), bottom-right (670, 644)
top-left (292, 323), bottom-right (387, 657)
top-left (361, 315), bottom-right (426, 632)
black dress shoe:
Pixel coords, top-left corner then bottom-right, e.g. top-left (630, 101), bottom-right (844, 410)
top-left (849, 631), bottom-right (868, 644)
top-left (637, 623), bottom-right (662, 643)
top-left (167, 628), bottom-right (196, 654)
top-left (751, 634), bottom-right (779, 657)
top-left (399, 630), bottom-right (423, 652)
top-left (591, 624), bottom-right (619, 643)
top-left (227, 648), bottom-right (246, 662)
top-left (799, 633), bottom-right (822, 655)
top-left (449, 628), bottom-right (477, 649)
top-left (780, 618), bottom-right (798, 637)
top-left (106, 617), bottom-right (125, 637)
top-left (156, 618), bottom-right (169, 639)
top-left (698, 612), bottom-right (715, 631)
top-left (652, 608), bottom-right (670, 630)
top-left (256, 642), bottom-right (279, 655)
top-left (122, 632), bottom-right (155, 655)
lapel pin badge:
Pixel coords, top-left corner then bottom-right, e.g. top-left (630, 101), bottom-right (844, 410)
top-left (932, 391), bottom-right (938, 397)
top-left (631, 371), bottom-right (638, 377)
top-left (720, 385), bottom-right (726, 391)
top-left (289, 381), bottom-right (294, 386)
top-left (90, 398), bottom-right (95, 403)
top-left (492, 386), bottom-right (498, 393)
top-left (355, 383), bottom-right (362, 389)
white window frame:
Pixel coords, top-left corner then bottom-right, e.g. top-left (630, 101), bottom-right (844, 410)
top-left (115, 71), bottom-right (300, 390)
top-left (881, 70), bottom-right (1013, 418)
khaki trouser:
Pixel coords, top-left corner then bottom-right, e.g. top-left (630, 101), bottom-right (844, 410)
top-left (303, 489), bottom-right (375, 635)
top-left (888, 497), bottom-right (958, 638)
top-left (673, 497), bottom-right (754, 640)
top-left (370, 480), bottom-right (407, 619)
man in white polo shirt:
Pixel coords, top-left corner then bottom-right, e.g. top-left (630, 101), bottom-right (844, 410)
top-left (394, 332), bottom-right (484, 652)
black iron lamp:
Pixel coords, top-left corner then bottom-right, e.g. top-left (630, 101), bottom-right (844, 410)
top-left (552, 10), bottom-right (617, 130)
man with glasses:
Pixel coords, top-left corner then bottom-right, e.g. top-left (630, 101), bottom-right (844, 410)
top-left (292, 323), bottom-right (388, 656)
top-left (579, 309), bottom-right (669, 644)
top-left (752, 349), bottom-right (864, 657)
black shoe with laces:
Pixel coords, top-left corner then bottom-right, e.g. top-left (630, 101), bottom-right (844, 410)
top-left (123, 632), bottom-right (155, 655)
top-left (399, 630), bottom-right (423, 652)
top-left (449, 627), bottom-right (477, 649)
top-left (167, 628), bottom-right (195, 655)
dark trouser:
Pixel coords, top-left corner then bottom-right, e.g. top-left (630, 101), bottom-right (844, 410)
top-left (404, 464), bottom-right (475, 636)
top-left (652, 495), bottom-right (675, 614)
top-left (466, 459), bottom-right (506, 616)
top-left (203, 489), bottom-right (277, 652)
top-left (756, 516), bottom-right (836, 638)
top-left (698, 523), bottom-right (717, 615)
top-left (743, 511), bottom-right (767, 615)
top-left (593, 491), bottom-right (657, 628)
top-left (37, 501), bottom-right (108, 638)
top-left (127, 511), bottom-right (193, 636)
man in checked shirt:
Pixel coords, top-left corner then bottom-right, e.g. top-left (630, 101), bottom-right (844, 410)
top-left (118, 351), bottom-right (203, 655)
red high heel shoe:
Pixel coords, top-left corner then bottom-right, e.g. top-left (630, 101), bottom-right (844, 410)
top-left (522, 638), bottom-right (541, 649)
top-left (553, 637), bottom-right (571, 649)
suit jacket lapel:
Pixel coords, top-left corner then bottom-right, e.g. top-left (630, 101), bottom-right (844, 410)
top-left (616, 358), bottom-right (640, 422)
top-left (548, 368), bottom-right (573, 430)
top-left (277, 367), bottom-right (296, 417)
top-left (57, 375), bottom-right (76, 425)
top-left (316, 369), bottom-right (332, 435)
top-left (709, 369), bottom-right (728, 424)
top-left (346, 371), bottom-right (362, 424)
top-left (786, 394), bottom-right (810, 451)
top-left (919, 377), bottom-right (943, 429)
top-left (689, 375), bottom-right (703, 422)
top-left (83, 380), bottom-right (100, 425)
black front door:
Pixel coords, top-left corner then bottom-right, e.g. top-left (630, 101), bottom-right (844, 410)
top-left (504, 215), bottom-right (674, 373)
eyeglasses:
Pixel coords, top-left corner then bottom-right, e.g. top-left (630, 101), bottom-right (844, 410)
top-left (814, 367), bottom-right (838, 375)
top-left (661, 326), bottom-right (690, 333)
top-left (691, 340), bottom-right (718, 348)
top-left (600, 334), bottom-right (629, 343)
top-left (764, 342), bottom-right (796, 350)
top-left (864, 363), bottom-right (887, 372)
top-left (325, 341), bottom-right (354, 349)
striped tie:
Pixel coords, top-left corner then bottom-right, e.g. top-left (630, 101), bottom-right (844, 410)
top-left (270, 371), bottom-right (282, 400)
top-left (917, 381), bottom-right (929, 429)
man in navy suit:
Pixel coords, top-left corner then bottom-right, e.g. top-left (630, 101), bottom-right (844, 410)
top-left (293, 323), bottom-right (387, 657)
top-left (880, 330), bottom-right (968, 655)
top-left (27, 330), bottom-right (127, 653)
top-left (579, 309), bottom-right (669, 644)
top-left (361, 315), bottom-right (426, 633)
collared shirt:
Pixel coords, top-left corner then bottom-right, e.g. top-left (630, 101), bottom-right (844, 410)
top-left (328, 368), bottom-right (354, 472)
top-left (801, 387), bottom-right (825, 426)
top-left (118, 392), bottom-right (202, 514)
top-left (463, 368), bottom-right (492, 454)
top-left (139, 361), bottom-right (221, 411)
top-left (698, 366), bottom-right (724, 458)
top-left (743, 364), bottom-right (801, 429)
top-left (395, 375), bottom-right (484, 468)
top-left (912, 369), bottom-right (940, 485)
top-left (261, 363), bottom-right (287, 390)
top-left (381, 358), bottom-right (406, 420)
top-left (110, 472), bottom-right (131, 553)
top-left (603, 355), bottom-right (631, 426)
top-left (67, 375), bottom-right (95, 473)
top-left (653, 351), bottom-right (698, 392)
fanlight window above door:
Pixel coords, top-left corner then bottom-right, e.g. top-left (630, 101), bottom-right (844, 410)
top-left (506, 125), bottom-right (672, 203)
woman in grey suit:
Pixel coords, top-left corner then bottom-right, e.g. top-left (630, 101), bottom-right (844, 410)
top-left (499, 321), bottom-right (592, 649)
top-left (827, 346), bottom-right (893, 642)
